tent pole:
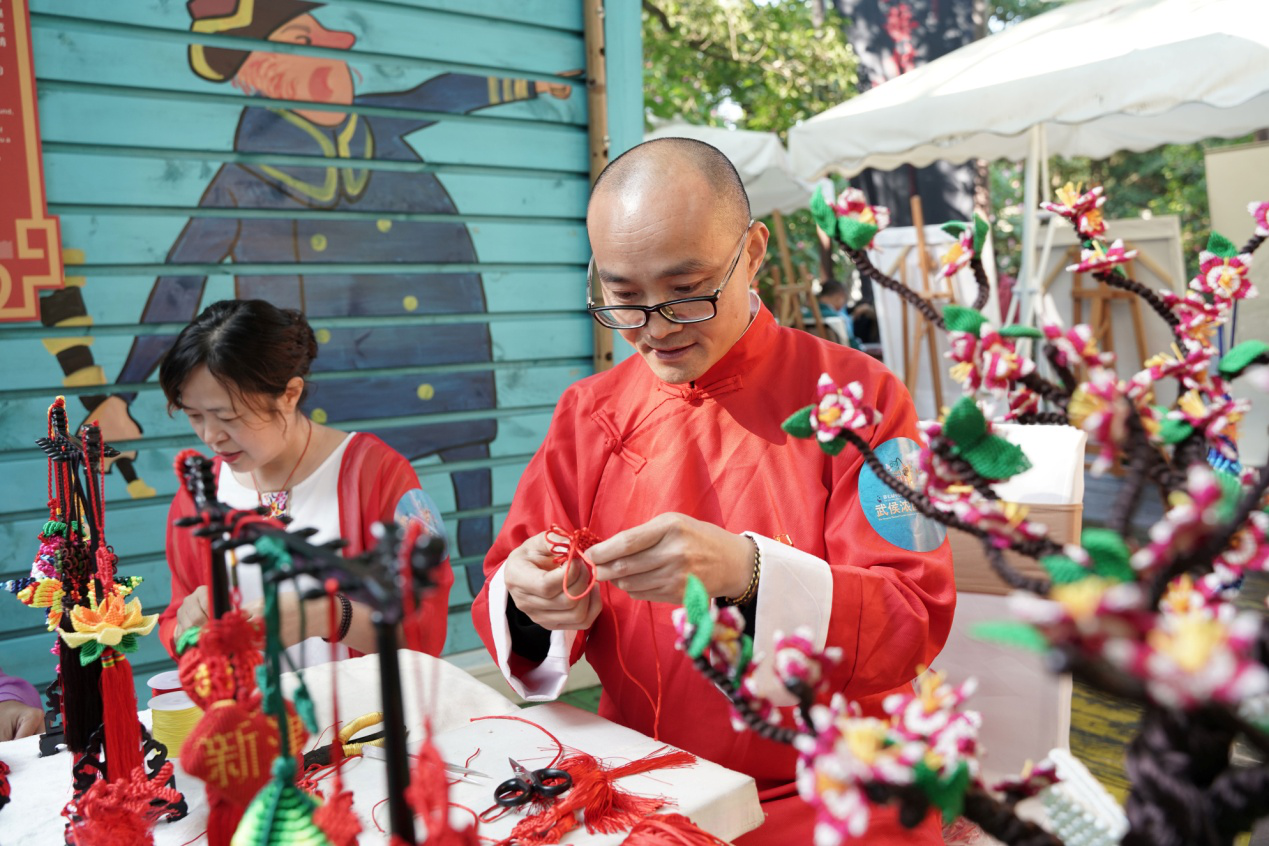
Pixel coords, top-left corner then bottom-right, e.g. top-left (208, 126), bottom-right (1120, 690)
top-left (1013, 125), bottom-right (1043, 325)
top-left (585, 0), bottom-right (613, 373)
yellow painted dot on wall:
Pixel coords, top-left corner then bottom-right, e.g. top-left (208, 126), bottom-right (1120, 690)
top-left (403, 295), bottom-right (419, 312)
top-left (311, 408), bottom-right (328, 424)
top-left (417, 383), bottom-right (435, 401)
top-left (316, 328), bottom-right (332, 344)
top-left (377, 219), bottom-right (393, 232)
top-left (310, 233), bottom-right (328, 252)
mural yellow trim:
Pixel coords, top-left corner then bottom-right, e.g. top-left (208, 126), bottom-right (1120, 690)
top-left (189, 0), bottom-right (257, 82)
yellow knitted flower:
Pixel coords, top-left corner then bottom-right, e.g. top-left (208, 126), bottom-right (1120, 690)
top-left (61, 590), bottom-right (157, 650)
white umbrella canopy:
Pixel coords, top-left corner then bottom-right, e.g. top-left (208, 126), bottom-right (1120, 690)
top-left (788, 0), bottom-right (1269, 180)
top-left (645, 122), bottom-right (815, 218)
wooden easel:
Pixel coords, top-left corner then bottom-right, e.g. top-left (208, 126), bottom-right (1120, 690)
top-left (888, 197), bottom-right (954, 412)
top-left (769, 210), bottom-right (831, 340)
top-left (1041, 243), bottom-right (1163, 376)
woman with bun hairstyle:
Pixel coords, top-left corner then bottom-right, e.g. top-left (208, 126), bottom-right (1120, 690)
top-left (156, 299), bottom-right (452, 665)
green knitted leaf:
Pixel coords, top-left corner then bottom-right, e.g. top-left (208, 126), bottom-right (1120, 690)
top-left (1206, 232), bottom-right (1237, 259)
top-left (292, 684), bottom-right (318, 735)
top-left (1219, 340), bottom-right (1269, 377)
top-left (810, 187), bottom-right (838, 235)
top-left (972, 214), bottom-right (990, 253)
top-left (77, 639), bottom-right (104, 667)
top-left (116, 633), bottom-right (139, 655)
top-left (734, 634), bottom-right (754, 685)
top-left (1080, 529), bottom-right (1134, 583)
top-left (961, 436), bottom-right (1032, 481)
top-left (914, 760), bottom-right (971, 823)
top-left (42, 520), bottom-right (67, 538)
top-left (235, 758), bottom-right (329, 846)
top-left (819, 436), bottom-right (848, 457)
top-left (683, 575), bottom-right (714, 659)
top-left (1214, 470), bottom-right (1242, 524)
top-left (175, 625), bottom-right (202, 656)
top-left (1041, 555), bottom-right (1088, 585)
top-left (838, 218), bottom-right (879, 251)
top-left (969, 621), bottom-right (1050, 653)
top-left (998, 324), bottom-right (1044, 339)
top-left (943, 397), bottom-right (988, 450)
top-left (781, 405), bottom-right (816, 439)
top-left (1158, 417), bottom-right (1194, 445)
top-left (943, 304), bottom-right (988, 335)
top-left (941, 220), bottom-right (969, 238)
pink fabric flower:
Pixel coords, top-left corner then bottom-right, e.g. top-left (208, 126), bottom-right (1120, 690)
top-left (1043, 183), bottom-right (1106, 239)
top-left (939, 227), bottom-right (975, 280)
top-left (1248, 201), bottom-right (1269, 238)
top-left (1191, 249), bottom-right (1255, 301)
top-left (1042, 323), bottom-right (1114, 370)
top-left (811, 374), bottom-right (882, 442)
top-left (1066, 239), bottom-right (1137, 274)
top-left (1162, 290), bottom-right (1229, 346)
top-left (946, 328), bottom-right (1035, 396)
top-left (1130, 464), bottom-right (1227, 577)
top-left (831, 188), bottom-right (891, 232)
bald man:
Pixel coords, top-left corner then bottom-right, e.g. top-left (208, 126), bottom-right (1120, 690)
top-left (472, 138), bottom-right (954, 843)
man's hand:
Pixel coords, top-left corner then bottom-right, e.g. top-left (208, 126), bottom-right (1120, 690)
top-left (504, 532), bottom-right (602, 631)
top-left (173, 585), bottom-right (211, 642)
top-left (0, 700), bottom-right (44, 742)
top-left (589, 513), bottom-right (754, 604)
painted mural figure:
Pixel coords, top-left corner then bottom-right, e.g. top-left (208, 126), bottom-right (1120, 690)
top-left (39, 0), bottom-right (571, 591)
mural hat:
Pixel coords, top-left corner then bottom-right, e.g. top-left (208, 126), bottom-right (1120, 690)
top-left (187, 0), bottom-right (322, 82)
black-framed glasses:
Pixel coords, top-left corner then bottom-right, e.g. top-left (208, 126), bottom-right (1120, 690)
top-left (586, 221), bottom-right (755, 330)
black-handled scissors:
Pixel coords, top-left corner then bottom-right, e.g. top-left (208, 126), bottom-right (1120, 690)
top-left (493, 758), bottom-right (573, 808)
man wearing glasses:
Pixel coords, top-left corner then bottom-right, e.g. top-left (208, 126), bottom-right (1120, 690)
top-left (473, 138), bottom-right (953, 845)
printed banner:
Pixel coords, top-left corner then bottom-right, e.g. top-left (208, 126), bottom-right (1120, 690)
top-left (0, 0), bottom-right (61, 321)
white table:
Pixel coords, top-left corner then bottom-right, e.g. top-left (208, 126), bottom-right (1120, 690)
top-left (0, 652), bottom-right (762, 844)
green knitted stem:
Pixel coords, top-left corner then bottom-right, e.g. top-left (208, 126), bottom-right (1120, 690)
top-left (1219, 340), bottom-right (1269, 377)
top-left (683, 575), bottom-right (714, 659)
top-left (969, 620), bottom-right (1050, 653)
top-left (1080, 529), bottom-right (1134, 583)
top-left (943, 304), bottom-right (988, 335)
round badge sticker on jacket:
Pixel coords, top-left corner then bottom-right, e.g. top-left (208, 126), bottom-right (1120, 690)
top-left (395, 488), bottom-right (448, 545)
top-left (858, 437), bottom-right (947, 552)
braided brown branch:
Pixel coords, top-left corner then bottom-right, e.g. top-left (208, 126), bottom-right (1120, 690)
top-left (961, 786), bottom-right (1065, 846)
top-left (1042, 343), bottom-right (1078, 394)
top-left (840, 430), bottom-right (1062, 562)
top-left (1015, 411), bottom-right (1071, 426)
top-left (969, 255), bottom-right (991, 312)
top-left (986, 542), bottom-right (1052, 595)
top-left (1020, 371), bottom-right (1071, 408)
top-left (1094, 269), bottom-right (1182, 334)
top-left (691, 654), bottom-right (799, 745)
top-left (844, 245), bottom-right (945, 330)
top-left (1240, 233), bottom-right (1266, 257)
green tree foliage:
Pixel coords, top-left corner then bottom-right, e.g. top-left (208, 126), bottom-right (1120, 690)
top-left (642, 0), bottom-right (859, 137)
top-left (642, 0), bottom-right (862, 300)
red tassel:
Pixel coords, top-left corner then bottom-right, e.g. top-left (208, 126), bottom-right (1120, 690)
top-left (496, 746), bottom-right (698, 846)
top-left (314, 788), bottom-right (362, 846)
top-left (64, 762), bottom-right (183, 846)
top-left (0, 759), bottom-right (10, 812)
top-left (405, 722), bottom-right (480, 846)
top-left (100, 649), bottom-right (143, 782)
top-left (206, 792), bottom-right (245, 846)
top-left (622, 813), bottom-right (734, 845)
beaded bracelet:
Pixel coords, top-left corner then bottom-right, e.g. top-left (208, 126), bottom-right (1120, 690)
top-left (719, 535), bottom-right (761, 607)
top-left (324, 592), bottom-right (353, 644)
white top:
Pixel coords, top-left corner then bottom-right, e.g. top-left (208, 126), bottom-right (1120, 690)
top-left (217, 432), bottom-right (355, 668)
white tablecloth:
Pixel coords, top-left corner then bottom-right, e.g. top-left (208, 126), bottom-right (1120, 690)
top-left (0, 651), bottom-right (762, 844)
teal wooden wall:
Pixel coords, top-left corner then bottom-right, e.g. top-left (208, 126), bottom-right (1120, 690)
top-left (0, 0), bottom-right (642, 703)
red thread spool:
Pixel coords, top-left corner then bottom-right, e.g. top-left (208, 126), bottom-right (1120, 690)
top-left (147, 670), bottom-right (183, 697)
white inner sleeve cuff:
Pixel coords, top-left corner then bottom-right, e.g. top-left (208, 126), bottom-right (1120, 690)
top-left (486, 565), bottom-right (575, 701)
top-left (746, 531), bottom-right (834, 705)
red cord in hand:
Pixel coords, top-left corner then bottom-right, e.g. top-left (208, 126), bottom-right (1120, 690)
top-left (545, 525), bottom-right (600, 601)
